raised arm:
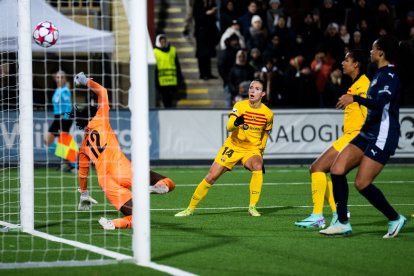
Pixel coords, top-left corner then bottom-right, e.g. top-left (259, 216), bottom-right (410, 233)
top-left (74, 72), bottom-right (109, 107)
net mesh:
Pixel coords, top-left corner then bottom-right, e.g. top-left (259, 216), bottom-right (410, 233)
top-left (1, 0), bottom-right (133, 267)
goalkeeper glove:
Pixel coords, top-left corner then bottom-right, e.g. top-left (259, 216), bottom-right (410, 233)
top-left (234, 115), bottom-right (245, 127)
top-left (74, 72), bottom-right (89, 87)
top-left (78, 190), bottom-right (98, 211)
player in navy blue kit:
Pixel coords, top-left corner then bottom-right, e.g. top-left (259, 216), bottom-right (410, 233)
top-left (320, 36), bottom-right (407, 238)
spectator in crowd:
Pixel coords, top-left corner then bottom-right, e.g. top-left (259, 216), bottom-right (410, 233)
top-left (323, 68), bottom-right (350, 107)
top-left (339, 24), bottom-right (350, 46)
top-left (254, 0), bottom-right (268, 24)
top-left (310, 50), bottom-right (335, 107)
top-left (266, 0), bottom-right (290, 34)
top-left (182, 0), bottom-right (194, 37)
top-left (320, 22), bottom-right (345, 66)
top-left (153, 34), bottom-right (184, 108)
top-left (234, 80), bottom-right (250, 102)
top-left (260, 57), bottom-right (284, 106)
top-left (271, 15), bottom-right (295, 54)
top-left (262, 33), bottom-right (289, 71)
top-left (249, 48), bottom-right (263, 73)
top-left (238, 0), bottom-right (258, 37)
top-left (193, 0), bottom-right (220, 80)
top-left (284, 55), bottom-right (317, 107)
top-left (228, 49), bottom-right (255, 105)
top-left (218, 34), bottom-right (243, 107)
top-left (358, 19), bottom-right (375, 48)
top-left (347, 0), bottom-right (371, 34)
top-left (219, 0), bottom-right (238, 34)
top-left (311, 8), bottom-right (322, 30)
top-left (372, 2), bottom-right (393, 36)
top-left (396, 10), bottom-right (414, 40)
top-left (296, 12), bottom-right (323, 63)
top-left (319, 0), bottom-right (345, 31)
top-left (350, 29), bottom-right (371, 56)
top-left (219, 19), bottom-right (246, 50)
top-left (245, 15), bottom-right (268, 52)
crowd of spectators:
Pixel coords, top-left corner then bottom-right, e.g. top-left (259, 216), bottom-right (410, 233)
top-left (203, 0), bottom-right (414, 108)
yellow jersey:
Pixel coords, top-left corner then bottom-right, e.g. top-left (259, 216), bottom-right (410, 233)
top-left (343, 74), bottom-right (369, 133)
top-left (226, 100), bottom-right (274, 151)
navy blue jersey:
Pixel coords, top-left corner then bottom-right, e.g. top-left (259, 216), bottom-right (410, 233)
top-left (353, 65), bottom-right (400, 154)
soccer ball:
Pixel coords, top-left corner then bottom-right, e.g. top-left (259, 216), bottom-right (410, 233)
top-left (33, 21), bottom-right (59, 48)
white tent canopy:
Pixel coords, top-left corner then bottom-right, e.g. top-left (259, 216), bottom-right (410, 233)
top-left (0, 0), bottom-right (114, 53)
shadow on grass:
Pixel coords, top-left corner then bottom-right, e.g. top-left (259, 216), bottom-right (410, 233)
top-left (151, 221), bottom-right (239, 262)
top-left (261, 205), bottom-right (295, 215)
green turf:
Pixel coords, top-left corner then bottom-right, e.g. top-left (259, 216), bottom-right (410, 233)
top-left (1, 166), bottom-right (414, 275)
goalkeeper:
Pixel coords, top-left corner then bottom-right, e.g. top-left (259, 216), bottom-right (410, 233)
top-left (72, 72), bottom-right (175, 230)
top-left (175, 79), bottom-right (273, 217)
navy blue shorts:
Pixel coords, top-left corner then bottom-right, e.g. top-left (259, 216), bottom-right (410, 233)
top-left (350, 134), bottom-right (391, 165)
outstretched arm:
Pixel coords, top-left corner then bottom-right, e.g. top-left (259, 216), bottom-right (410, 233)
top-left (74, 72), bottom-right (109, 107)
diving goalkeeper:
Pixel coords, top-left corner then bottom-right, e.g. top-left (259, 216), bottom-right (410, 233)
top-left (72, 72), bottom-right (175, 230)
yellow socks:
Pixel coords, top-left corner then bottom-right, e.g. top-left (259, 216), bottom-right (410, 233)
top-left (249, 170), bottom-right (263, 206)
top-left (112, 215), bottom-right (132, 229)
top-left (188, 179), bottom-right (212, 209)
top-left (325, 175), bottom-right (337, 213)
top-left (311, 172), bottom-right (327, 214)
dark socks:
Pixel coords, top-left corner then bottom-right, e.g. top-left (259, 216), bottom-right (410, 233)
top-left (331, 174), bottom-right (349, 223)
top-left (359, 184), bottom-right (399, 221)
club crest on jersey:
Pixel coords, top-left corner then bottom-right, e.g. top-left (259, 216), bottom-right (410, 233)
top-left (242, 124), bottom-right (249, 130)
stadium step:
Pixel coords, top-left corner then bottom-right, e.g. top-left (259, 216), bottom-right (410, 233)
top-left (154, 0), bottom-right (225, 109)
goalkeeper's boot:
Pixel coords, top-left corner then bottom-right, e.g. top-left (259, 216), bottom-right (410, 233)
top-left (149, 183), bottom-right (169, 194)
top-left (175, 208), bottom-right (195, 217)
top-left (99, 217), bottom-right (115, 230)
top-left (295, 213), bottom-right (325, 228)
top-left (150, 178), bottom-right (176, 194)
top-left (248, 205), bottom-right (261, 217)
top-left (383, 214), bottom-right (407, 238)
top-left (319, 221), bottom-right (352, 236)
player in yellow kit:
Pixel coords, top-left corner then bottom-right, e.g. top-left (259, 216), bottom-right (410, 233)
top-left (175, 79), bottom-right (273, 217)
top-left (295, 49), bottom-right (369, 228)
top-left (72, 72), bottom-right (175, 230)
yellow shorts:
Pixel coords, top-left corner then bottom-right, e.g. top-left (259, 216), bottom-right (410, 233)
top-left (332, 131), bottom-right (360, 152)
top-left (214, 143), bottom-right (262, 170)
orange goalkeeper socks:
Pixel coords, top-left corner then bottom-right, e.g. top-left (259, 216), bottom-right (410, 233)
top-left (112, 215), bottom-right (132, 229)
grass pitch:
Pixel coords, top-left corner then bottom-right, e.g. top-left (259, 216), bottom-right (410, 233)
top-left (1, 165), bottom-right (414, 275)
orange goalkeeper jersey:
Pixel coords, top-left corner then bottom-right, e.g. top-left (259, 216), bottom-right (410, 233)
top-left (78, 80), bottom-right (131, 180)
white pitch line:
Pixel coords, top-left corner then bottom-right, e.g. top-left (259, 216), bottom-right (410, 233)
top-left (151, 203), bottom-right (414, 212)
top-left (13, 180), bottom-right (414, 192)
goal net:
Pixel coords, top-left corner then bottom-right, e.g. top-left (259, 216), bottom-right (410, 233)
top-left (0, 0), bottom-right (156, 269)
